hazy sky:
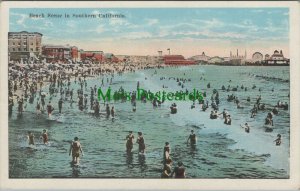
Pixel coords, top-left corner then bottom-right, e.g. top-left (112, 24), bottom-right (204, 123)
top-left (10, 8), bottom-right (289, 58)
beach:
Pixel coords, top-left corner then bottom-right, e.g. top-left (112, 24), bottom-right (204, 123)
top-left (8, 63), bottom-right (290, 178)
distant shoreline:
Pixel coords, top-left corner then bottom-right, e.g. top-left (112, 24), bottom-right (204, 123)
top-left (197, 63), bottom-right (290, 66)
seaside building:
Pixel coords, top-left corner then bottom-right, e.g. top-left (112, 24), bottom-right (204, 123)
top-left (42, 45), bottom-right (73, 62)
top-left (229, 49), bottom-right (246, 65)
top-left (164, 55), bottom-right (196, 65)
top-left (8, 31), bottom-right (43, 62)
top-left (265, 54), bottom-right (270, 60)
top-left (265, 50), bottom-right (289, 65)
top-left (126, 55), bottom-right (154, 64)
top-left (80, 50), bottom-right (104, 63)
top-left (158, 51), bottom-right (163, 57)
top-left (189, 52), bottom-right (210, 63)
top-left (223, 57), bottom-right (230, 62)
top-left (207, 56), bottom-right (224, 64)
top-left (251, 52), bottom-right (264, 63)
top-left (70, 46), bottom-right (79, 62)
top-left (157, 51), bottom-right (164, 65)
top-left (104, 53), bottom-right (119, 63)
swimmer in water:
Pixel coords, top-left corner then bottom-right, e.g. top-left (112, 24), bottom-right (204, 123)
top-left (136, 132), bottom-right (145, 154)
top-left (106, 104), bottom-right (110, 118)
top-left (111, 106), bottom-right (115, 121)
top-left (126, 131), bottom-right (134, 153)
top-left (27, 131), bottom-right (35, 145)
top-left (69, 137), bottom-right (84, 165)
top-left (40, 129), bottom-right (48, 144)
top-left (163, 142), bottom-right (171, 164)
top-left (224, 115), bottom-right (231, 125)
top-left (58, 98), bottom-right (63, 114)
top-left (219, 109), bottom-right (228, 118)
top-left (171, 161), bottom-right (186, 178)
top-left (241, 123), bottom-right (250, 133)
top-left (161, 158), bottom-right (172, 178)
top-left (47, 101), bottom-right (54, 117)
top-left (274, 134), bottom-right (282, 146)
top-left (187, 130), bottom-right (197, 145)
top-left (36, 99), bottom-right (41, 115)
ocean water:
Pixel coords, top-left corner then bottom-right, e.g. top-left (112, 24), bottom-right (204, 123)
top-left (9, 65), bottom-right (290, 178)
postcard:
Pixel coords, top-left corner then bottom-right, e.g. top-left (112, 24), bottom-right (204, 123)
top-left (0, 1), bottom-right (300, 190)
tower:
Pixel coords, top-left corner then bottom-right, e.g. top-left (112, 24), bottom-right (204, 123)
top-left (158, 51), bottom-right (162, 57)
top-left (237, 49), bottom-right (239, 57)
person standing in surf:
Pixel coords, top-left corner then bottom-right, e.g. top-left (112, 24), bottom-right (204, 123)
top-left (136, 132), bottom-right (145, 154)
top-left (106, 104), bottom-right (110, 118)
top-left (47, 101), bottom-right (54, 117)
top-left (27, 131), bottom-right (35, 145)
top-left (187, 130), bottom-right (197, 145)
top-left (41, 94), bottom-right (46, 111)
top-left (163, 142), bottom-right (171, 164)
top-left (126, 131), bottom-right (134, 153)
top-left (36, 99), bottom-right (41, 115)
top-left (69, 137), bottom-right (84, 165)
top-left (40, 129), bottom-right (48, 144)
top-left (58, 98), bottom-right (63, 114)
top-left (111, 106), bottom-right (115, 121)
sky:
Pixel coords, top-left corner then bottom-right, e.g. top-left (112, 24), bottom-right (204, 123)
top-left (9, 8), bottom-right (289, 58)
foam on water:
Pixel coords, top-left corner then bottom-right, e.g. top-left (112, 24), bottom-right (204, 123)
top-left (140, 66), bottom-right (290, 173)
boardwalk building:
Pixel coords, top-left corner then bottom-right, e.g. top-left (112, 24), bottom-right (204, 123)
top-left (265, 50), bottom-right (289, 65)
top-left (8, 31), bottom-right (42, 62)
top-left (164, 55), bottom-right (196, 65)
top-left (189, 52), bottom-right (210, 64)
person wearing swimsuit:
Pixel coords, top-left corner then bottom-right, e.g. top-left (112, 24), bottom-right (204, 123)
top-left (40, 129), bottom-right (48, 144)
top-left (126, 131), bottom-right (134, 153)
top-left (163, 142), bottom-right (171, 164)
top-left (136, 132), bottom-right (145, 154)
top-left (274, 134), bottom-right (282, 146)
top-left (69, 137), bottom-right (84, 164)
top-left (187, 130), bottom-right (197, 145)
top-left (28, 131), bottom-right (35, 145)
top-left (171, 161), bottom-right (186, 178)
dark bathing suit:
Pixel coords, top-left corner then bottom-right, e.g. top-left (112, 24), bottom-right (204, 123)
top-left (189, 134), bottom-right (196, 145)
top-left (174, 166), bottom-right (185, 178)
